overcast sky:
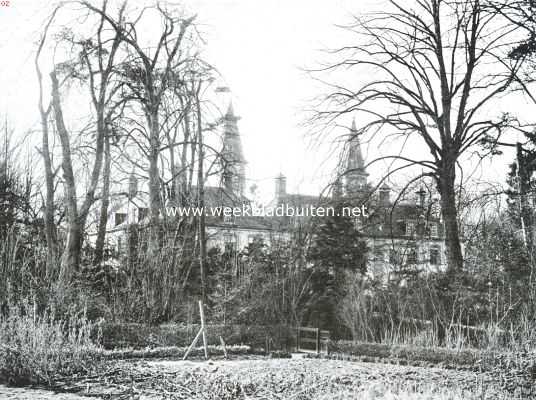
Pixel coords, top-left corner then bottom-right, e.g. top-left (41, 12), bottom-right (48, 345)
top-left (0, 0), bottom-right (528, 202)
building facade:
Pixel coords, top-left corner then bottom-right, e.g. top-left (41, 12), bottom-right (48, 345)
top-left (96, 105), bottom-right (448, 280)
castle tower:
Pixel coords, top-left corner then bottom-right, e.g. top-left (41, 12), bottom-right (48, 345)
top-left (379, 182), bottom-right (391, 206)
top-left (344, 119), bottom-right (369, 195)
top-left (275, 173), bottom-right (287, 201)
top-left (222, 103), bottom-right (246, 196)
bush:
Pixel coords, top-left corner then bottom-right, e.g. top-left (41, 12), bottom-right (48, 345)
top-left (0, 302), bottom-right (103, 385)
top-left (269, 350), bottom-right (292, 359)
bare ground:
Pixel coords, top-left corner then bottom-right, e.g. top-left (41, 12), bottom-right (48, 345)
top-left (0, 356), bottom-right (518, 399)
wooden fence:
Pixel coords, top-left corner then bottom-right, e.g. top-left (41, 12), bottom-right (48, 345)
top-left (295, 326), bottom-right (330, 354)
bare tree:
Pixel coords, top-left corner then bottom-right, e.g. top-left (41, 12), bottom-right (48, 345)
top-left (81, 1), bottom-right (198, 252)
top-left (43, 0), bottom-right (124, 277)
top-left (311, 0), bottom-right (523, 273)
top-left (35, 7), bottom-right (60, 272)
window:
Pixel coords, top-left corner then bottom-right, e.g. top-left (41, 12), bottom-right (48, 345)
top-left (223, 233), bottom-right (236, 253)
top-left (248, 234), bottom-right (264, 245)
top-left (430, 246), bottom-right (440, 265)
top-left (406, 246), bottom-right (417, 264)
top-left (115, 212), bottom-right (127, 227)
top-left (373, 246), bottom-right (384, 262)
top-left (406, 221), bottom-right (416, 236)
top-left (138, 207), bottom-right (148, 222)
top-left (430, 223), bottom-right (438, 238)
top-left (397, 220), bottom-right (406, 235)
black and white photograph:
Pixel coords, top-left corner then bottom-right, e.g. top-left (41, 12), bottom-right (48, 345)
top-left (0, 0), bottom-right (535, 398)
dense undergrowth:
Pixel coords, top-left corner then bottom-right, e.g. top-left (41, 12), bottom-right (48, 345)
top-left (0, 302), bottom-right (103, 386)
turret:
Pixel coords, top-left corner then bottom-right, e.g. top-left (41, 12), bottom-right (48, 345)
top-left (275, 173), bottom-right (287, 200)
top-left (344, 119), bottom-right (369, 195)
top-left (379, 183), bottom-right (391, 206)
top-left (416, 186), bottom-right (426, 209)
top-left (222, 103), bottom-right (246, 196)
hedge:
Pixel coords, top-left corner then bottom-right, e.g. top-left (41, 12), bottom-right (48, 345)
top-left (100, 322), bottom-right (294, 351)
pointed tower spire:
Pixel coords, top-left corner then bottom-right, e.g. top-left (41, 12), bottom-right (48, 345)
top-left (344, 118), bottom-right (369, 195)
top-left (347, 118), bottom-right (365, 171)
top-left (226, 102), bottom-right (236, 119)
top-left (222, 102), bottom-right (246, 196)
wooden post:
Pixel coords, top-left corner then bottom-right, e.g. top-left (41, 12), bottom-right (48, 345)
top-left (199, 300), bottom-right (208, 359)
top-left (316, 328), bottom-right (320, 354)
top-left (219, 336), bottom-right (228, 359)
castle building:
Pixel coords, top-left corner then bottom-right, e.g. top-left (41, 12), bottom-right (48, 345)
top-left (95, 105), bottom-right (447, 281)
top-left (268, 119), bottom-right (448, 281)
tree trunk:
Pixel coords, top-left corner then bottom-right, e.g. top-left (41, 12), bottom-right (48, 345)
top-left (39, 95), bottom-right (57, 273)
top-left (438, 160), bottom-right (464, 274)
top-left (94, 135), bottom-right (111, 265)
top-left (51, 71), bottom-right (81, 279)
top-left (148, 108), bottom-right (161, 251)
top-left (196, 96), bottom-right (207, 304)
top-left (35, 20), bottom-right (57, 275)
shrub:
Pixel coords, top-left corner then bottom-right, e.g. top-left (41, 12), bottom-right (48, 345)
top-left (268, 350), bottom-right (292, 359)
top-left (0, 302), bottom-right (103, 385)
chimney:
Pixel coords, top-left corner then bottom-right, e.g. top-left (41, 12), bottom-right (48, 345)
top-left (275, 173), bottom-right (287, 199)
top-left (416, 186), bottom-right (426, 209)
top-left (379, 183), bottom-right (390, 206)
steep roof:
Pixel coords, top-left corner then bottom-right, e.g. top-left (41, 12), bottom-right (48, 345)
top-left (346, 119), bottom-right (368, 174)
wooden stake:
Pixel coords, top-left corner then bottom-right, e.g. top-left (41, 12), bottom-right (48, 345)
top-left (183, 300), bottom-right (209, 360)
top-left (199, 300), bottom-right (208, 359)
top-left (219, 336), bottom-right (228, 359)
top-left (183, 327), bottom-right (203, 360)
